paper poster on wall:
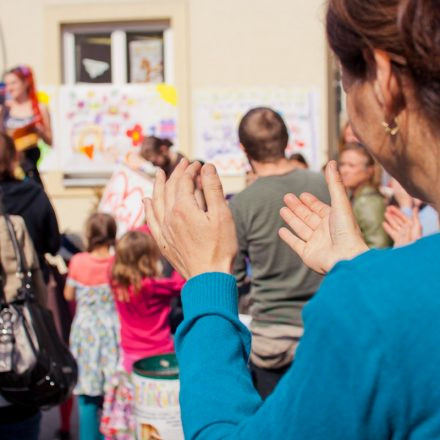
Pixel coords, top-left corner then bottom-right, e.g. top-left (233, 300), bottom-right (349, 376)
top-left (98, 163), bottom-right (153, 237)
top-left (58, 84), bottom-right (177, 175)
top-left (193, 87), bottom-right (320, 175)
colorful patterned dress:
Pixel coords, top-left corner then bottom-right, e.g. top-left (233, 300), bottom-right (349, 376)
top-left (67, 252), bottom-right (120, 396)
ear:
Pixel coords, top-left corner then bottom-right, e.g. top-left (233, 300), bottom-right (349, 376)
top-left (239, 143), bottom-right (245, 152)
top-left (371, 49), bottom-right (403, 119)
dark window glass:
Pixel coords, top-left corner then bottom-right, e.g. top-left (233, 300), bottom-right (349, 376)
top-left (75, 34), bottom-right (112, 83)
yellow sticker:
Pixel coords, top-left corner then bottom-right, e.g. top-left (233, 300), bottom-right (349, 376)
top-left (156, 84), bottom-right (178, 106)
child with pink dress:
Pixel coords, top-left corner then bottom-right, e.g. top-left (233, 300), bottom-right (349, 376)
top-left (100, 229), bottom-right (184, 439)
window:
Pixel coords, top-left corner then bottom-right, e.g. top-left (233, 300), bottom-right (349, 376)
top-left (62, 21), bottom-right (173, 84)
top-left (75, 33), bottom-right (112, 83)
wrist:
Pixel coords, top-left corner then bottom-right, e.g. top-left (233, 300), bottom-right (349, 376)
top-left (188, 258), bottom-right (235, 279)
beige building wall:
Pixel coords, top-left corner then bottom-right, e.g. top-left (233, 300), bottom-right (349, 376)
top-left (0, 0), bottom-right (332, 235)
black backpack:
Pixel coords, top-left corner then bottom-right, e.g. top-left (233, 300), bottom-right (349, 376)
top-left (0, 208), bottom-right (78, 408)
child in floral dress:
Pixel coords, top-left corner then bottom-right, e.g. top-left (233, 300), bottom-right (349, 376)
top-left (64, 213), bottom-right (119, 440)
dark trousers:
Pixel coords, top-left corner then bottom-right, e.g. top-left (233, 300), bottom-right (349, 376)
top-left (0, 410), bottom-right (41, 440)
top-left (250, 361), bottom-right (291, 399)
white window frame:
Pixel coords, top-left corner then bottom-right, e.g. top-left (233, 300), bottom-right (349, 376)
top-left (62, 21), bottom-right (173, 85)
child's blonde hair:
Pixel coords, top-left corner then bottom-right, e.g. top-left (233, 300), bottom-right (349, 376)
top-left (112, 230), bottom-right (161, 301)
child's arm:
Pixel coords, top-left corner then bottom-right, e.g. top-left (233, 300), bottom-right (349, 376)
top-left (64, 254), bottom-right (80, 301)
top-left (64, 284), bottom-right (75, 301)
top-left (149, 271), bottom-right (185, 296)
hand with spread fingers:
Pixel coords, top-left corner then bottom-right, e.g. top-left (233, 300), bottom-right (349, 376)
top-left (383, 205), bottom-right (422, 247)
top-left (278, 160), bottom-right (369, 274)
top-left (144, 159), bottom-right (238, 279)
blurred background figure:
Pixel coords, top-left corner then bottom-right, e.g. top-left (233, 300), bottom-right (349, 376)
top-left (0, 66), bottom-right (52, 186)
top-left (64, 213), bottom-right (119, 440)
top-left (230, 107), bottom-right (330, 398)
top-left (338, 142), bottom-right (391, 248)
top-left (0, 133), bottom-right (60, 281)
top-left (288, 152), bottom-right (308, 169)
top-left (100, 229), bottom-right (184, 439)
top-left (140, 136), bottom-right (186, 178)
top-left (338, 121), bottom-right (360, 154)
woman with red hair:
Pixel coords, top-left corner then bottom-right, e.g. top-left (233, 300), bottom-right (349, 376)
top-left (0, 65), bottom-right (52, 185)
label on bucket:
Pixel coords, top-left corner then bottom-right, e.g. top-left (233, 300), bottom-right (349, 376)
top-left (133, 374), bottom-right (184, 440)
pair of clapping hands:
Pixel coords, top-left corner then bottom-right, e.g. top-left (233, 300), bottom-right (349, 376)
top-left (144, 159), bottom-right (369, 280)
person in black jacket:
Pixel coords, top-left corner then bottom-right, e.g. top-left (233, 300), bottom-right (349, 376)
top-left (0, 133), bottom-right (60, 440)
top-left (0, 132), bottom-right (60, 281)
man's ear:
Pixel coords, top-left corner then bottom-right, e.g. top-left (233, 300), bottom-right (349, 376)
top-left (239, 143), bottom-right (245, 153)
top-left (371, 49), bottom-right (403, 118)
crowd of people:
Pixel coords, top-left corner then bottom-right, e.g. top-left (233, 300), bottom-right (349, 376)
top-left (0, 0), bottom-right (439, 439)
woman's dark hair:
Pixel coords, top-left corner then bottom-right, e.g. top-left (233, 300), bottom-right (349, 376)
top-left (141, 136), bottom-right (173, 153)
top-left (326, 0), bottom-right (440, 125)
top-left (0, 133), bottom-right (17, 181)
top-left (85, 212), bottom-right (117, 252)
top-left (238, 107), bottom-right (289, 162)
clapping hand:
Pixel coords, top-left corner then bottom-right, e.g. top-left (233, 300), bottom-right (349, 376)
top-left (144, 159), bottom-right (238, 279)
top-left (383, 205), bottom-right (422, 247)
top-left (278, 160), bottom-right (369, 274)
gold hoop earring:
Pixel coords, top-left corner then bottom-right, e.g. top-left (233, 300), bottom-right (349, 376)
top-left (382, 119), bottom-right (399, 136)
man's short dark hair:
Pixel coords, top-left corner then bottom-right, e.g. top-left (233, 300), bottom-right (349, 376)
top-left (238, 107), bottom-right (289, 162)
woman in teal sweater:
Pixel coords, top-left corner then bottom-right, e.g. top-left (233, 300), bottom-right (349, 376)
top-left (145, 0), bottom-right (440, 438)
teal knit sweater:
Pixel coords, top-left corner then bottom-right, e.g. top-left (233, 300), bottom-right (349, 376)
top-left (175, 233), bottom-right (440, 439)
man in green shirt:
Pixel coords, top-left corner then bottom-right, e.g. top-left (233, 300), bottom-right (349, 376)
top-left (229, 107), bottom-right (330, 398)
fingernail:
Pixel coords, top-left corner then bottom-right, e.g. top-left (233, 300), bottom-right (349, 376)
top-left (203, 164), bottom-right (215, 176)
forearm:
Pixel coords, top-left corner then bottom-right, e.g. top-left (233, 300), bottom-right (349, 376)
top-left (175, 268), bottom-right (391, 440)
top-left (39, 129), bottom-right (52, 146)
top-left (175, 273), bottom-right (262, 439)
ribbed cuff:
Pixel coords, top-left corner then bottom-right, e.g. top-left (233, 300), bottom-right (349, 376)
top-left (181, 272), bottom-right (238, 320)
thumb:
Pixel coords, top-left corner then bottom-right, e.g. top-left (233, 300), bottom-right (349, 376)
top-left (325, 160), bottom-right (352, 210)
top-left (201, 164), bottom-right (226, 213)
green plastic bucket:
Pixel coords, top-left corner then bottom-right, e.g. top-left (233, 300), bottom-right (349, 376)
top-left (132, 353), bottom-right (183, 440)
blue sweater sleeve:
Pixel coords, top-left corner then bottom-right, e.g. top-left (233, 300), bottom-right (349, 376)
top-left (175, 270), bottom-right (393, 440)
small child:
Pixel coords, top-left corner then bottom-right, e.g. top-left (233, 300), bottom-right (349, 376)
top-left (111, 229), bottom-right (185, 372)
top-left (100, 229), bottom-right (184, 439)
top-left (64, 213), bottom-right (119, 440)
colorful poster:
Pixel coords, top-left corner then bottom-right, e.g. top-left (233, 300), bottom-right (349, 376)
top-left (193, 87), bottom-right (320, 175)
top-left (98, 163), bottom-right (154, 237)
top-left (58, 84), bottom-right (177, 175)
